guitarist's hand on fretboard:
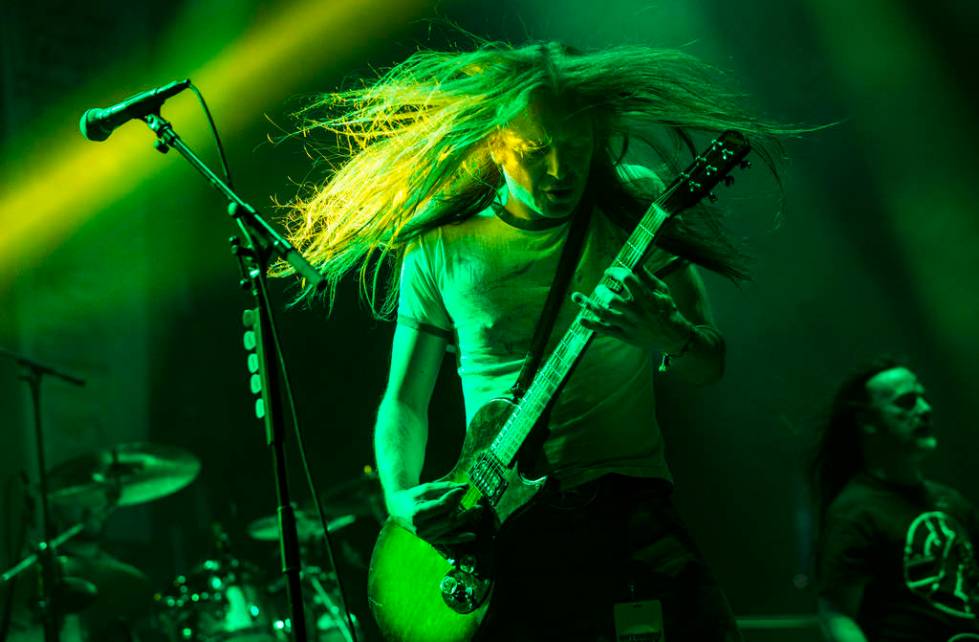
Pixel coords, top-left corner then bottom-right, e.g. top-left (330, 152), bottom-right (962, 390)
top-left (386, 481), bottom-right (478, 546)
top-left (573, 265), bottom-right (693, 352)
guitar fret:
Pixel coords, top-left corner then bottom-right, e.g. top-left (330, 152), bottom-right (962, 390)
top-left (493, 198), bottom-right (680, 465)
top-left (554, 339), bottom-right (572, 362)
top-left (492, 334), bottom-right (592, 464)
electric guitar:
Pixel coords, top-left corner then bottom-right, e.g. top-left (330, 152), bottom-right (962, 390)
top-left (368, 131), bottom-right (753, 642)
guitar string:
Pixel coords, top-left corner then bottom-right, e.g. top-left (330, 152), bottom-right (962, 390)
top-left (476, 135), bottom-right (740, 475)
top-left (489, 191), bottom-right (675, 465)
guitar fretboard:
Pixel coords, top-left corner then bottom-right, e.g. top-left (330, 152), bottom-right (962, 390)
top-left (488, 197), bottom-right (673, 466)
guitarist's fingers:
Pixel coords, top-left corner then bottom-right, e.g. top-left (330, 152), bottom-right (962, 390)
top-left (571, 291), bottom-right (599, 315)
top-left (579, 316), bottom-right (625, 338)
top-left (427, 509), bottom-right (481, 544)
top-left (456, 507), bottom-right (484, 525)
top-left (416, 514), bottom-right (477, 545)
top-left (433, 530), bottom-right (477, 545)
top-left (579, 315), bottom-right (607, 331)
top-left (637, 265), bottom-right (671, 294)
top-left (572, 292), bottom-right (623, 321)
top-left (413, 490), bottom-right (466, 525)
top-left (601, 268), bottom-right (635, 302)
top-left (415, 481), bottom-right (468, 500)
top-left (418, 523), bottom-right (476, 545)
top-left (432, 485), bottom-right (468, 508)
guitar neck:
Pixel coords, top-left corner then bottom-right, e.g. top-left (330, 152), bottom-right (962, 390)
top-left (489, 198), bottom-right (672, 466)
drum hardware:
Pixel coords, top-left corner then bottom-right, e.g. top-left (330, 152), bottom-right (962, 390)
top-left (155, 556), bottom-right (278, 642)
top-left (155, 535), bottom-right (367, 642)
top-left (265, 565), bottom-right (362, 642)
top-left (1, 348), bottom-right (87, 642)
top-left (244, 470), bottom-right (382, 639)
top-left (247, 512), bottom-right (355, 543)
top-left (0, 348), bottom-right (200, 642)
top-left (307, 568), bottom-right (360, 642)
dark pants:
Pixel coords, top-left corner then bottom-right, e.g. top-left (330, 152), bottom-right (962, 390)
top-left (475, 474), bottom-right (742, 642)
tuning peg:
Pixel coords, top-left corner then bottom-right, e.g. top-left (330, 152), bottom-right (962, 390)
top-left (707, 193), bottom-right (718, 203)
top-left (723, 175), bottom-right (735, 187)
top-left (739, 159), bottom-right (752, 170)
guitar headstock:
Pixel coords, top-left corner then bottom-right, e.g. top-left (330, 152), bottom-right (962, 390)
top-left (660, 130), bottom-right (751, 214)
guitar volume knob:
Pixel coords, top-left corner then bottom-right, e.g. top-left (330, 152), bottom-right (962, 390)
top-left (440, 576), bottom-right (459, 595)
top-left (459, 555), bottom-right (477, 574)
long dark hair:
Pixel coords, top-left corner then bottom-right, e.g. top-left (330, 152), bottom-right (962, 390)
top-left (810, 356), bottom-right (904, 521)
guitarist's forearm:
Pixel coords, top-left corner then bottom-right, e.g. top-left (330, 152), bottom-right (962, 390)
top-left (664, 323), bottom-right (725, 385)
top-left (374, 397), bottom-right (429, 499)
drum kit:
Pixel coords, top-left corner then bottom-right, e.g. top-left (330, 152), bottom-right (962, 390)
top-left (2, 443), bottom-right (380, 642)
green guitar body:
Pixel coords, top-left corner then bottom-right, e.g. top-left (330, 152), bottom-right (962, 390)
top-left (367, 398), bottom-right (547, 642)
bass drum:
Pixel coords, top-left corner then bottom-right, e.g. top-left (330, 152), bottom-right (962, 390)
top-left (156, 558), bottom-right (281, 642)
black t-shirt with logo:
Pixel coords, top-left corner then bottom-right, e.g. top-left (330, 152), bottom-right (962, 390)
top-left (818, 473), bottom-right (979, 641)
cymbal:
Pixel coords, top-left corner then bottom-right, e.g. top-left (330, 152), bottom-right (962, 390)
top-left (248, 510), bottom-right (356, 542)
top-left (47, 443), bottom-right (201, 508)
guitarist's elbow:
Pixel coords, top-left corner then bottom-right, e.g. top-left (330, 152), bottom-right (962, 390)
top-left (704, 335), bottom-right (726, 383)
top-left (673, 332), bottom-right (725, 385)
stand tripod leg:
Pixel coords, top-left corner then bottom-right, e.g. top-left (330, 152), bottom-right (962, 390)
top-left (308, 574), bottom-right (355, 642)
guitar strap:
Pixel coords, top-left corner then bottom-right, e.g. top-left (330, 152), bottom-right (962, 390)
top-left (507, 188), bottom-right (594, 402)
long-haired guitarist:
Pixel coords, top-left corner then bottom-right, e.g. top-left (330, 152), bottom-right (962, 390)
top-left (282, 39), bottom-right (786, 641)
top-left (812, 358), bottom-right (979, 642)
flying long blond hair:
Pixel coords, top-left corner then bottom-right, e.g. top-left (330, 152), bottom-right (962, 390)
top-left (279, 39), bottom-right (791, 316)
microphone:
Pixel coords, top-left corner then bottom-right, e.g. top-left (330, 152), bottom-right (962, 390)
top-left (79, 79), bottom-right (191, 142)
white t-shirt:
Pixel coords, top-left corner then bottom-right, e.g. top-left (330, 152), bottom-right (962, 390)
top-left (398, 164), bottom-right (678, 488)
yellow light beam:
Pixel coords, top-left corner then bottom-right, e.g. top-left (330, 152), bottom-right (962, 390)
top-left (0, 0), bottom-right (433, 290)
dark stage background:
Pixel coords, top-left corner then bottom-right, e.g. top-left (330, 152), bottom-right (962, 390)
top-left (2, 0), bottom-right (978, 640)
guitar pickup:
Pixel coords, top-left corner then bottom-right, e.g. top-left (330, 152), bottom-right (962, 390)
top-left (468, 453), bottom-right (507, 502)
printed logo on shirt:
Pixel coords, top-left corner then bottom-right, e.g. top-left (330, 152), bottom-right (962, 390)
top-left (904, 511), bottom-right (979, 619)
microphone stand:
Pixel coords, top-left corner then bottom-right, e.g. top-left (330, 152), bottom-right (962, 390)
top-left (0, 349), bottom-right (86, 642)
top-left (139, 111), bottom-right (319, 642)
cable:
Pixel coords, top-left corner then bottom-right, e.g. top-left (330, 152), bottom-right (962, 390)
top-left (192, 86), bottom-right (360, 641)
top-left (255, 271), bottom-right (360, 642)
top-left (190, 83), bottom-right (235, 190)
